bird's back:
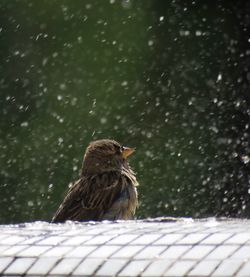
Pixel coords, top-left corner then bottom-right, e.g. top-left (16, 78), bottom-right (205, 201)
top-left (52, 169), bottom-right (138, 223)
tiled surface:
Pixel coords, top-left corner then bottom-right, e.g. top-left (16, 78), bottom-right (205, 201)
top-left (0, 218), bottom-right (250, 276)
top-left (95, 258), bottom-right (127, 276)
top-left (237, 261), bottom-right (250, 277)
top-left (73, 258), bottom-right (103, 275)
top-left (4, 257), bottom-right (36, 275)
top-left (142, 260), bottom-right (172, 276)
top-left (118, 260), bottom-right (151, 276)
top-left (212, 259), bottom-right (242, 276)
top-left (50, 258), bottom-right (81, 275)
top-left (165, 260), bottom-right (197, 276)
top-left (0, 257), bottom-right (14, 272)
top-left (27, 257), bottom-right (60, 275)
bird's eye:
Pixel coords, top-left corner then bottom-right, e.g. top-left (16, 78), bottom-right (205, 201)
top-left (116, 146), bottom-right (124, 154)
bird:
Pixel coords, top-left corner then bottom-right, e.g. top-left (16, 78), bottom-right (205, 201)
top-left (52, 139), bottom-right (139, 222)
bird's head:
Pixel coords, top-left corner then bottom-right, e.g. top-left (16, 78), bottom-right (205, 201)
top-left (81, 139), bottom-right (135, 175)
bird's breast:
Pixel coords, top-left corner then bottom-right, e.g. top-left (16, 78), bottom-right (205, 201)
top-left (102, 175), bottom-right (138, 220)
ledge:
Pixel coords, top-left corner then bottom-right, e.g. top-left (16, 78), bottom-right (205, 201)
top-left (0, 218), bottom-right (249, 276)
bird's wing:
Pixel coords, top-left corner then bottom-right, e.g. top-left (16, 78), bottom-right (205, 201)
top-left (52, 171), bottom-right (123, 222)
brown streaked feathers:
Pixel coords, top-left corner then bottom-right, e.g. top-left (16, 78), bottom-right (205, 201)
top-left (52, 139), bottom-right (138, 222)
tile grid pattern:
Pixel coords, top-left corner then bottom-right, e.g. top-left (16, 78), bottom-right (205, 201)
top-left (0, 218), bottom-right (250, 276)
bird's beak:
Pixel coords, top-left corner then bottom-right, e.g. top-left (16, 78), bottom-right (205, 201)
top-left (122, 147), bottom-right (135, 159)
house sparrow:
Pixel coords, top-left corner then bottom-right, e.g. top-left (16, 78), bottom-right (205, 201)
top-left (52, 139), bottom-right (139, 222)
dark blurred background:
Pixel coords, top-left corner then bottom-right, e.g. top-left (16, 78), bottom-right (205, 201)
top-left (0, 0), bottom-right (250, 224)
